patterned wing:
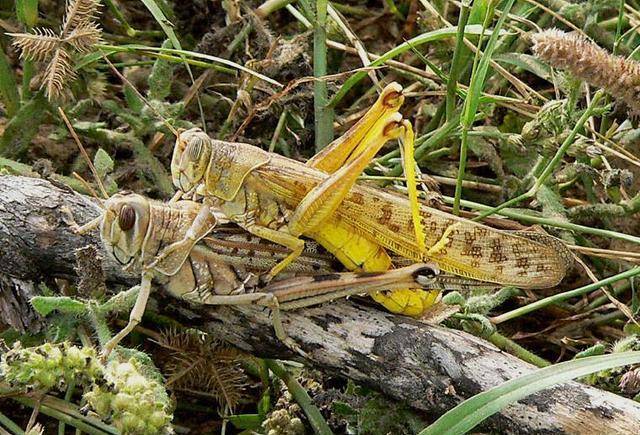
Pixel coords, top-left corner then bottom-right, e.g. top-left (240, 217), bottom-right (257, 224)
top-left (255, 159), bottom-right (570, 289)
top-left (337, 184), bottom-right (570, 289)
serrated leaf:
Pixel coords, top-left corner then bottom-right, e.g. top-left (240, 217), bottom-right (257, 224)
top-left (30, 296), bottom-right (87, 316)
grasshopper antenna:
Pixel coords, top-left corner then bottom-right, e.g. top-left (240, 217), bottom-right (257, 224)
top-left (102, 55), bottom-right (180, 139)
top-left (58, 107), bottom-right (109, 202)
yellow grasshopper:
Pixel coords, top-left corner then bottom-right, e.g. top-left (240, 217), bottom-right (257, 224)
top-left (156, 82), bottom-right (572, 317)
top-left (71, 191), bottom-right (457, 356)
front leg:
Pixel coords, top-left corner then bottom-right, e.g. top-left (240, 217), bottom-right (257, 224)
top-left (147, 200), bottom-right (218, 275)
top-left (61, 205), bottom-right (102, 234)
top-left (101, 272), bottom-right (152, 359)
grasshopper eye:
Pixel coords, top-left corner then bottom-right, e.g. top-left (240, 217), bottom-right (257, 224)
top-left (187, 139), bottom-right (204, 160)
top-left (118, 205), bottom-right (136, 231)
top-left (414, 265), bottom-right (439, 286)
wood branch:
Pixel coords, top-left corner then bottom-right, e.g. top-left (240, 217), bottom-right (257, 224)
top-left (2, 174), bottom-right (640, 433)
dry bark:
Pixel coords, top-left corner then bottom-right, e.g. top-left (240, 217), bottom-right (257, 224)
top-left (1, 174), bottom-right (640, 434)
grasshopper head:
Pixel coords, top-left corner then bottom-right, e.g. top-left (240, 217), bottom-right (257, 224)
top-left (100, 193), bottom-right (151, 266)
top-left (171, 128), bottom-right (212, 193)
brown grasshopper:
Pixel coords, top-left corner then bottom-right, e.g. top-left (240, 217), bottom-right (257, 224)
top-left (156, 83), bottom-right (572, 316)
top-left (70, 192), bottom-right (463, 355)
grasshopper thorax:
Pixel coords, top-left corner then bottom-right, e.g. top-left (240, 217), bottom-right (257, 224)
top-left (171, 127), bottom-right (270, 201)
top-left (100, 193), bottom-right (151, 267)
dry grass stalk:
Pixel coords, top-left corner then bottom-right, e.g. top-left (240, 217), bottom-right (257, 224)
top-left (531, 29), bottom-right (640, 114)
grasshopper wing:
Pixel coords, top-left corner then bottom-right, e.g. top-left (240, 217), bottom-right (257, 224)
top-left (257, 159), bottom-right (570, 289)
top-left (337, 184), bottom-right (570, 289)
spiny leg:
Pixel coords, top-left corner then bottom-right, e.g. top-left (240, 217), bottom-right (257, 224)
top-left (101, 273), bottom-right (152, 358)
top-left (299, 115), bottom-right (438, 316)
top-left (399, 120), bottom-right (427, 253)
top-left (266, 263), bottom-right (440, 308)
top-left (262, 294), bottom-right (307, 357)
top-left (307, 82), bottom-right (404, 173)
top-left (289, 111), bottom-right (406, 237)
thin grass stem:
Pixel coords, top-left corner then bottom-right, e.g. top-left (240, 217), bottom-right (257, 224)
top-left (314, 0), bottom-right (334, 151)
top-left (492, 267), bottom-right (640, 324)
top-left (265, 360), bottom-right (332, 435)
top-left (472, 90), bottom-right (604, 221)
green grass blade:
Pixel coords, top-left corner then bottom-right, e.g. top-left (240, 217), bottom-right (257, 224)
top-left (265, 360), bottom-right (333, 435)
top-left (97, 44), bottom-right (282, 87)
top-left (453, 0), bottom-right (516, 215)
top-left (329, 25), bottom-right (509, 107)
top-left (420, 351), bottom-right (640, 435)
top-left (314, 0), bottom-right (333, 151)
top-left (492, 266), bottom-right (640, 324)
top-left (138, 0), bottom-right (182, 53)
top-left (0, 43), bottom-right (20, 117)
top-left (445, 1), bottom-right (472, 121)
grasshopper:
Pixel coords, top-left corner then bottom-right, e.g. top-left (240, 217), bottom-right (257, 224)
top-left (70, 192), bottom-right (458, 355)
top-left (158, 82), bottom-right (572, 315)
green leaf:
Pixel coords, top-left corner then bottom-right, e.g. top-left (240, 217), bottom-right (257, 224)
top-left (148, 40), bottom-right (174, 101)
top-left (494, 53), bottom-right (552, 81)
top-left (30, 296), bottom-right (87, 317)
top-left (124, 85), bottom-right (145, 114)
top-left (0, 92), bottom-right (48, 157)
top-left (257, 388), bottom-right (271, 418)
top-left (93, 148), bottom-right (114, 179)
top-left (0, 43), bottom-right (20, 117)
top-left (228, 413), bottom-right (263, 430)
top-left (420, 351), bottom-right (640, 435)
top-left (16, 0), bottom-right (38, 27)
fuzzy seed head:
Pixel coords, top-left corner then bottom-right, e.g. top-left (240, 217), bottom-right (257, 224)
top-left (532, 29), bottom-right (640, 114)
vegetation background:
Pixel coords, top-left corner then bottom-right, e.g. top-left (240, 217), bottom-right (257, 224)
top-left (2, 0), bottom-right (640, 433)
